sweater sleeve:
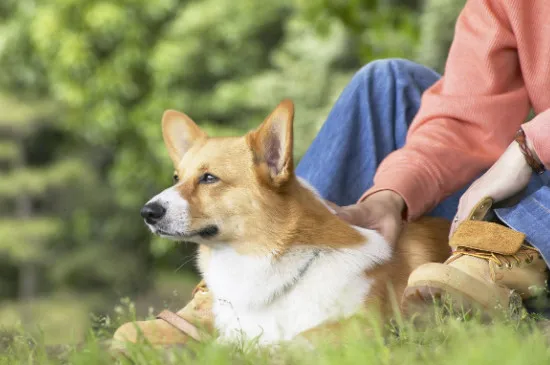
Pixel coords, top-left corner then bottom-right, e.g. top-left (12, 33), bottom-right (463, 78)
top-left (359, 0), bottom-right (531, 220)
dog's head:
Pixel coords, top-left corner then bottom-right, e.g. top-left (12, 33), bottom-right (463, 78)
top-left (141, 100), bottom-right (297, 248)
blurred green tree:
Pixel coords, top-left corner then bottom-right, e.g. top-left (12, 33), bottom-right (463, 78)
top-left (415, 0), bottom-right (466, 73)
top-left (296, 0), bottom-right (421, 63)
top-left (0, 93), bottom-right (154, 316)
top-left (0, 95), bottom-right (70, 322)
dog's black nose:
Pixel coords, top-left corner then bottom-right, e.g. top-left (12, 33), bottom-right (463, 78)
top-left (140, 202), bottom-right (166, 224)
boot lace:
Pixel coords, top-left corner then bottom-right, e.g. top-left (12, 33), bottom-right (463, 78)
top-left (448, 244), bottom-right (540, 270)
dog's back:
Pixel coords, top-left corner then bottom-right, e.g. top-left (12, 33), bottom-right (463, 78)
top-left (364, 217), bottom-right (451, 317)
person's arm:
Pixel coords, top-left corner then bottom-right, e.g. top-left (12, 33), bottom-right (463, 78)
top-left (360, 0), bottom-right (531, 220)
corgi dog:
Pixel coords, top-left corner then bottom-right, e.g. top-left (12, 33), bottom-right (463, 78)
top-left (141, 100), bottom-right (451, 345)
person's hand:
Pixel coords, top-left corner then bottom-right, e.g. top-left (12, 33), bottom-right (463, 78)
top-left (331, 190), bottom-right (406, 246)
top-left (450, 141), bottom-right (534, 237)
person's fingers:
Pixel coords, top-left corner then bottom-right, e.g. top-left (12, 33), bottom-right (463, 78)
top-left (324, 200), bottom-right (341, 214)
top-left (381, 219), bottom-right (402, 246)
top-left (335, 204), bottom-right (403, 247)
top-left (335, 209), bottom-right (353, 223)
top-left (335, 205), bottom-right (361, 225)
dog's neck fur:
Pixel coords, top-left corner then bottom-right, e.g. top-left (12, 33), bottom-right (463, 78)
top-left (237, 177), bottom-right (366, 254)
top-left (195, 178), bottom-right (392, 344)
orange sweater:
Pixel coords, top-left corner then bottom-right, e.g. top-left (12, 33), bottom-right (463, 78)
top-left (361, 0), bottom-right (550, 220)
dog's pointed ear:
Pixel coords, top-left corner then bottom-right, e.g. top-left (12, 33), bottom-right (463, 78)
top-left (162, 110), bottom-right (207, 166)
top-left (248, 99), bottom-right (294, 186)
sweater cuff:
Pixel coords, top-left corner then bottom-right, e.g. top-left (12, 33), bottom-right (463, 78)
top-left (357, 168), bottom-right (440, 222)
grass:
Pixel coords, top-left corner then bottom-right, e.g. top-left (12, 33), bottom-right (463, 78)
top-left (1, 299), bottom-right (550, 365)
top-left (0, 293), bottom-right (91, 345)
top-left (0, 270), bottom-right (200, 347)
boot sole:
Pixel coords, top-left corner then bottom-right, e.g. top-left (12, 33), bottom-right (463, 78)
top-left (401, 263), bottom-right (518, 319)
top-left (402, 284), bottom-right (524, 322)
top-left (402, 284), bottom-right (492, 320)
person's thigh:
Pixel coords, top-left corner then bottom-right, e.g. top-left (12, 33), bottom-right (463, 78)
top-left (495, 172), bottom-right (550, 266)
top-left (296, 59), bottom-right (450, 213)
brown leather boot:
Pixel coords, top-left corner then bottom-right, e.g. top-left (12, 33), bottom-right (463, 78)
top-left (110, 280), bottom-right (214, 352)
top-left (402, 197), bottom-right (548, 316)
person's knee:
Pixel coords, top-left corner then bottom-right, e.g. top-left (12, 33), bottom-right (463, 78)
top-left (354, 58), bottom-right (423, 85)
top-left (357, 58), bottom-right (401, 77)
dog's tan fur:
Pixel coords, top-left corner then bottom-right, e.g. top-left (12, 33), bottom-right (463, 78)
top-left (160, 99), bottom-right (451, 339)
top-left (364, 217), bottom-right (451, 317)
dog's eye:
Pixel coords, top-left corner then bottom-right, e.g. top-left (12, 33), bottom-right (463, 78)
top-left (173, 173), bottom-right (179, 184)
top-left (199, 173), bottom-right (219, 184)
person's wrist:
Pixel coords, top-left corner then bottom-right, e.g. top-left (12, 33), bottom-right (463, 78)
top-left (514, 127), bottom-right (545, 174)
top-left (368, 190), bottom-right (406, 218)
top-left (382, 190), bottom-right (405, 210)
top-left (526, 137), bottom-right (543, 166)
top-left (510, 138), bottom-right (537, 175)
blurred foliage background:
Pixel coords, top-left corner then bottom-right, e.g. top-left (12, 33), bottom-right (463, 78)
top-left (0, 0), bottom-right (464, 344)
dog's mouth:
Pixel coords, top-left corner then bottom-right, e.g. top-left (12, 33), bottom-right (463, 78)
top-left (153, 225), bottom-right (219, 240)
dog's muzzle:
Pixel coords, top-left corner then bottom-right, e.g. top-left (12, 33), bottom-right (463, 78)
top-left (140, 202), bottom-right (166, 225)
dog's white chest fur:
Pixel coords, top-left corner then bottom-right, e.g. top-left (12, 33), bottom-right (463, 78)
top-left (199, 227), bottom-right (390, 345)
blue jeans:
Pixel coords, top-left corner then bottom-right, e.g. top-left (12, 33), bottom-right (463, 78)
top-left (295, 58), bottom-right (550, 269)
